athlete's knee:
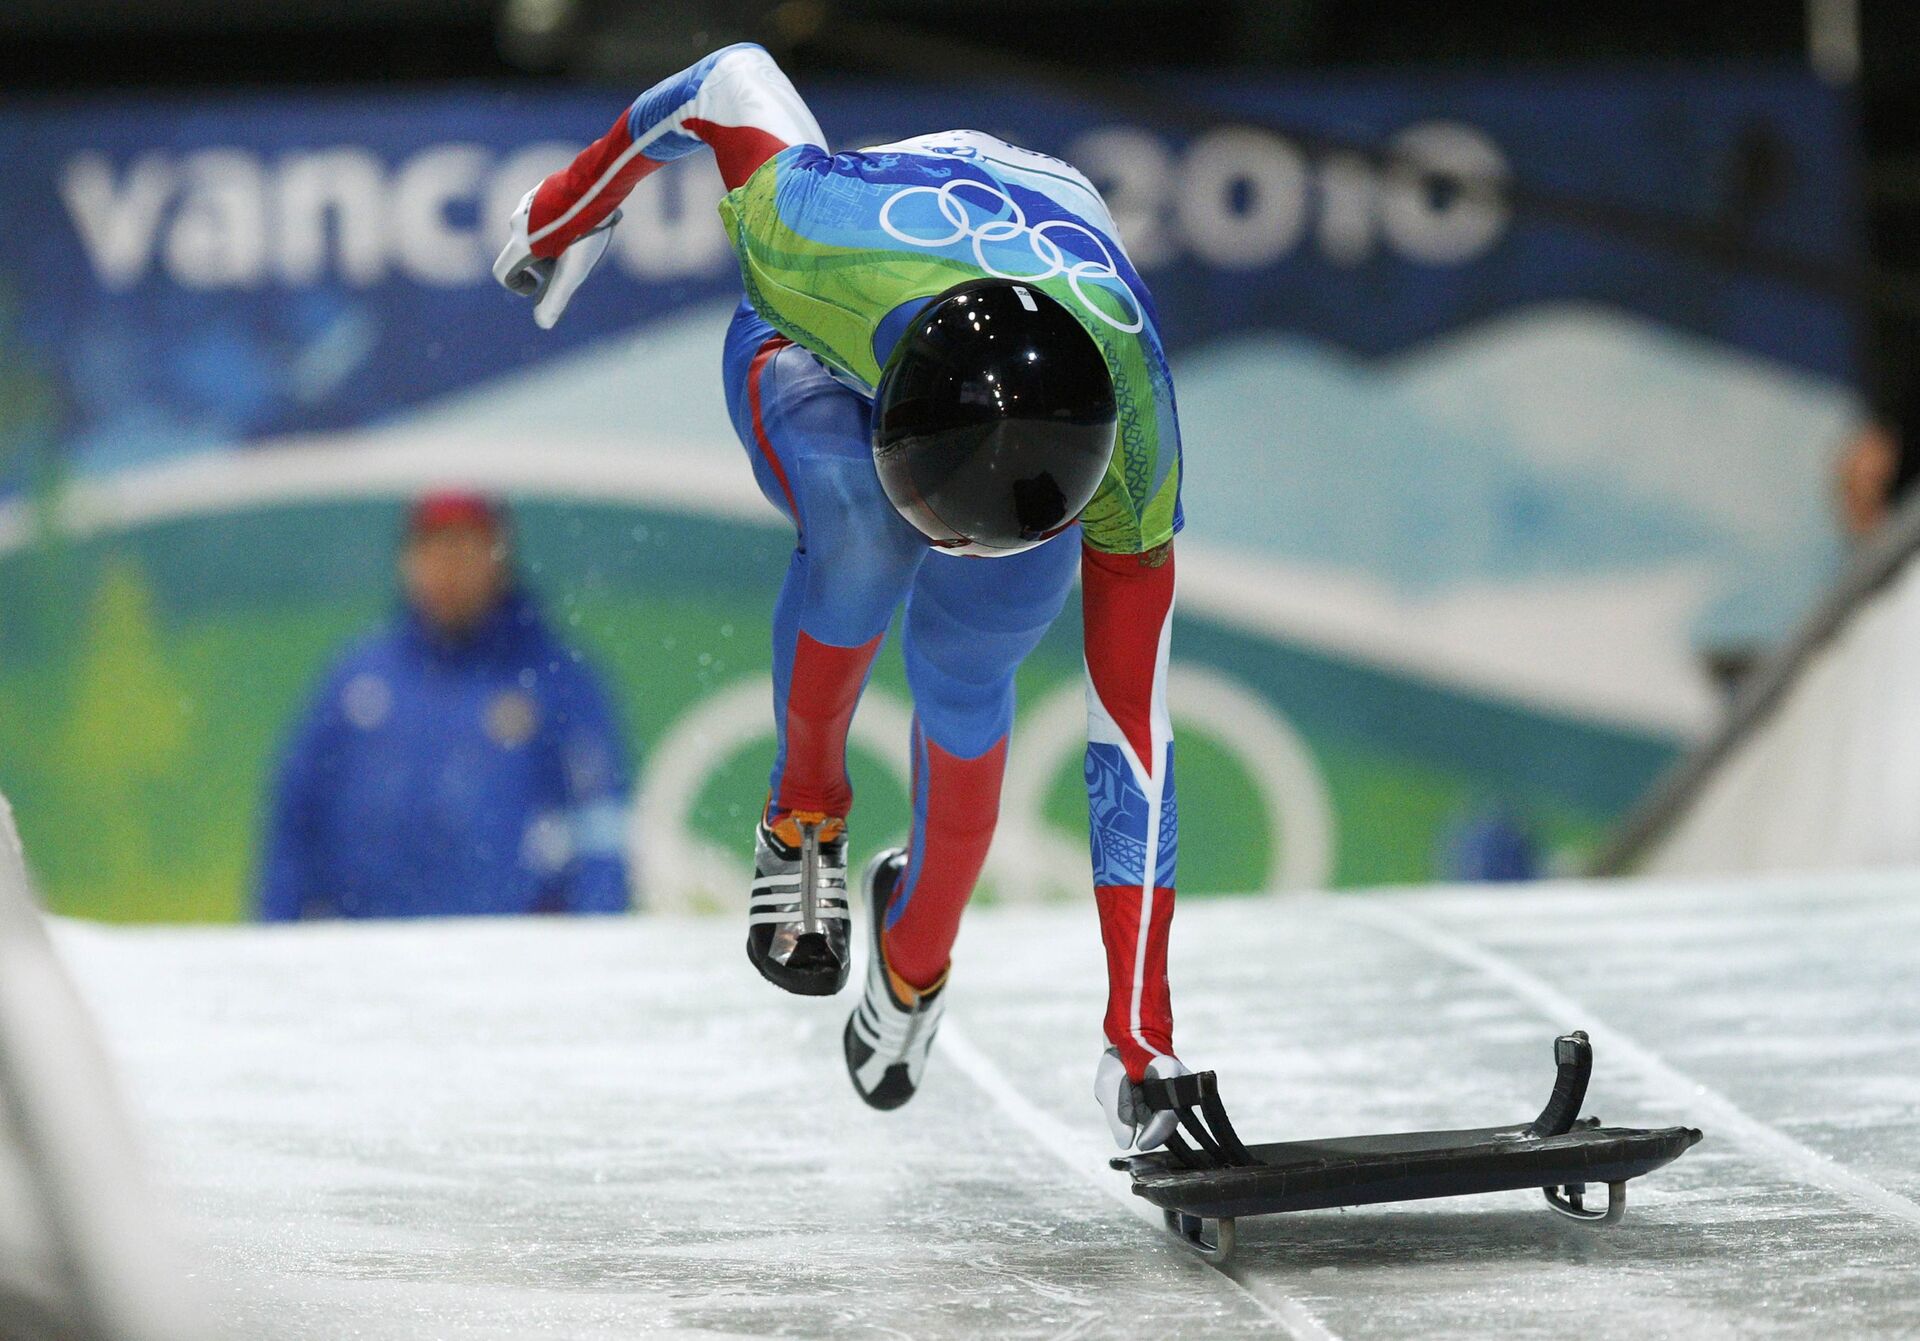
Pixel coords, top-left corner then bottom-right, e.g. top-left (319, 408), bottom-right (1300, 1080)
top-left (906, 574), bottom-right (1056, 676)
top-left (912, 677), bottom-right (1016, 760)
top-left (789, 477), bottom-right (923, 630)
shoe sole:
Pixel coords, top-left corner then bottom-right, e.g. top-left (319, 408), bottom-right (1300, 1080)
top-left (747, 932), bottom-right (849, 997)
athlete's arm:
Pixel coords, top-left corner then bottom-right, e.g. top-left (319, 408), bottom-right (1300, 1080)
top-left (494, 42), bottom-right (823, 325)
top-left (531, 42), bottom-right (822, 259)
top-left (1081, 541), bottom-right (1180, 1077)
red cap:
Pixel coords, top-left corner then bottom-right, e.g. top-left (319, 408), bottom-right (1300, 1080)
top-left (408, 490), bottom-right (503, 536)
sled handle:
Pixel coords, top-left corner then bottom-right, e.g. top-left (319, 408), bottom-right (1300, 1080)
top-left (1141, 1071), bottom-right (1258, 1169)
top-left (1527, 1031), bottom-right (1593, 1138)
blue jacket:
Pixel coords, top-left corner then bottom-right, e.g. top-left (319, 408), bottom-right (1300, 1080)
top-left (257, 590), bottom-right (633, 919)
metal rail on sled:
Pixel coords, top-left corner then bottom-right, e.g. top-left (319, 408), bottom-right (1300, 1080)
top-left (1112, 1032), bottom-right (1702, 1263)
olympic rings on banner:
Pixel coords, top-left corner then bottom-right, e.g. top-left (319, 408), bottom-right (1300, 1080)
top-left (878, 180), bottom-right (1146, 334)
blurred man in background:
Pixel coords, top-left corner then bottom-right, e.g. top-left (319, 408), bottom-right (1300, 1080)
top-left (256, 492), bottom-right (633, 920)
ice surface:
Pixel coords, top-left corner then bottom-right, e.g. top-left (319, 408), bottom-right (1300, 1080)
top-left (52, 869), bottom-right (1920, 1340)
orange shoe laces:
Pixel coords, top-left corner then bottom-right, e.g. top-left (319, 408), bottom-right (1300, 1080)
top-left (766, 807), bottom-right (846, 848)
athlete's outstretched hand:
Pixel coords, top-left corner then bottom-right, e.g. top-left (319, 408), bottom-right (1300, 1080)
top-left (492, 188), bottom-right (621, 330)
top-left (1096, 1046), bottom-right (1193, 1151)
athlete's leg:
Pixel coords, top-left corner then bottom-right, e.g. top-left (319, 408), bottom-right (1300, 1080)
top-left (724, 302), bottom-right (928, 994)
top-left (722, 301), bottom-right (927, 818)
top-left (880, 533), bottom-right (1081, 989)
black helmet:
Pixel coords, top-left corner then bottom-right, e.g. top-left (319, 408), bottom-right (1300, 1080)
top-left (872, 279), bottom-right (1117, 556)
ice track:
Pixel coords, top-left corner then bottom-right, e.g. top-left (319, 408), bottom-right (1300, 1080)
top-left (57, 870), bottom-right (1920, 1340)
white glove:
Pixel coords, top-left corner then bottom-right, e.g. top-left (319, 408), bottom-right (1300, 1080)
top-left (492, 188), bottom-right (621, 331)
top-left (1095, 1046), bottom-right (1192, 1152)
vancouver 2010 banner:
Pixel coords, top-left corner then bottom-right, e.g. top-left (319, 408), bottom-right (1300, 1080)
top-left (0, 68), bottom-right (1858, 919)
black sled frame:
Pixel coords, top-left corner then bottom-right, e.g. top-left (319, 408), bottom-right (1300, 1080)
top-left (1111, 1032), bottom-right (1702, 1263)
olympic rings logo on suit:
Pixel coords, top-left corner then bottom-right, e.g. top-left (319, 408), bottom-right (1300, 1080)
top-left (877, 179), bottom-right (1147, 334)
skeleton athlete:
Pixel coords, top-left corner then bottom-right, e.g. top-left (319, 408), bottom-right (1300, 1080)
top-left (494, 42), bottom-right (1191, 1148)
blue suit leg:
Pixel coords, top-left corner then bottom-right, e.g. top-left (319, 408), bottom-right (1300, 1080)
top-left (722, 300), bottom-right (927, 815)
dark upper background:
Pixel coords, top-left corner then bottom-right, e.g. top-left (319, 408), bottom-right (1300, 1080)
top-left (2, 0), bottom-right (1915, 417)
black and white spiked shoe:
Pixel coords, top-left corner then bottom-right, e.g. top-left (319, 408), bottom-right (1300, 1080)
top-left (746, 808), bottom-right (850, 996)
top-left (843, 848), bottom-right (947, 1110)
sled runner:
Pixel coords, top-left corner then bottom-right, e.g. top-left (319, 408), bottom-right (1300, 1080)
top-left (1111, 1032), bottom-right (1701, 1263)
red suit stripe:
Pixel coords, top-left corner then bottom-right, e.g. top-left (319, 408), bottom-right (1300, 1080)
top-left (1082, 546), bottom-right (1175, 778)
top-left (747, 336), bottom-right (800, 526)
top-left (1095, 883), bottom-right (1175, 1077)
top-left (883, 730), bottom-right (1008, 991)
top-left (529, 113), bottom-right (665, 258)
top-left (683, 118), bottom-right (794, 190)
top-left (775, 630), bottom-right (884, 817)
